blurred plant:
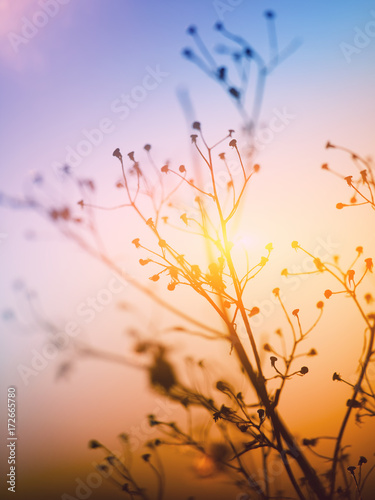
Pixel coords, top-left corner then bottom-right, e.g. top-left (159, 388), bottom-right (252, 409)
top-left (182, 11), bottom-right (301, 145)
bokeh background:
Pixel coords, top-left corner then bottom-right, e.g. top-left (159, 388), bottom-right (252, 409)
top-left (1, 0), bottom-right (375, 498)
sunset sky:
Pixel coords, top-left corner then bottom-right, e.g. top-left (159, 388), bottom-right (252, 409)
top-left (1, 1), bottom-right (375, 499)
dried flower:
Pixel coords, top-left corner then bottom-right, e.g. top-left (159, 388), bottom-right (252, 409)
top-left (346, 399), bottom-right (361, 408)
top-left (179, 165), bottom-right (186, 173)
top-left (180, 213), bottom-right (188, 225)
top-left (272, 287), bottom-right (280, 297)
top-left (302, 438), bottom-right (317, 446)
top-left (161, 165), bottom-right (169, 173)
top-left (88, 440), bottom-right (101, 449)
top-left (148, 415), bottom-right (160, 427)
top-left (215, 65), bottom-right (226, 80)
top-left (144, 144), bottom-right (151, 151)
top-left (182, 48), bottom-right (193, 58)
top-left (281, 268), bottom-right (288, 277)
top-left (364, 293), bottom-right (373, 304)
top-left (238, 424), bottom-right (249, 432)
top-left (192, 121), bottom-right (201, 130)
top-left (190, 134), bottom-right (198, 144)
top-left (324, 289), bottom-right (332, 299)
top-left (257, 409), bottom-right (265, 419)
top-left (229, 87), bottom-right (240, 99)
top-left (270, 356), bottom-right (277, 367)
top-left (112, 148), bottom-right (122, 160)
top-left (187, 25), bottom-right (197, 35)
top-left (365, 258), bottom-right (373, 272)
top-left (149, 275), bottom-right (160, 282)
top-left (169, 267), bottom-right (178, 279)
top-left (249, 307), bottom-right (260, 317)
top-left (291, 241), bottom-right (299, 250)
top-left (332, 372), bottom-right (341, 381)
top-left (216, 381), bottom-right (230, 392)
top-left (300, 366), bottom-right (309, 375)
top-left (139, 259), bottom-right (150, 266)
top-left (358, 456), bottom-right (367, 465)
top-left (264, 10), bottom-right (275, 18)
top-left (149, 355), bottom-right (176, 391)
top-left (229, 139), bottom-right (237, 148)
top-left (344, 176), bottom-right (353, 186)
top-left (132, 238), bottom-right (140, 248)
top-left (307, 348), bottom-right (317, 356)
top-left (316, 301), bottom-right (324, 309)
top-left (128, 151), bottom-right (135, 161)
top-left (292, 309), bottom-right (299, 316)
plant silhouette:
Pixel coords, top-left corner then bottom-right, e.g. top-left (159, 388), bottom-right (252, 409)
top-left (1, 10), bottom-right (374, 500)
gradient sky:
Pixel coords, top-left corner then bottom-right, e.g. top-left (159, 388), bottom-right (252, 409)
top-left (1, 1), bottom-right (375, 499)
